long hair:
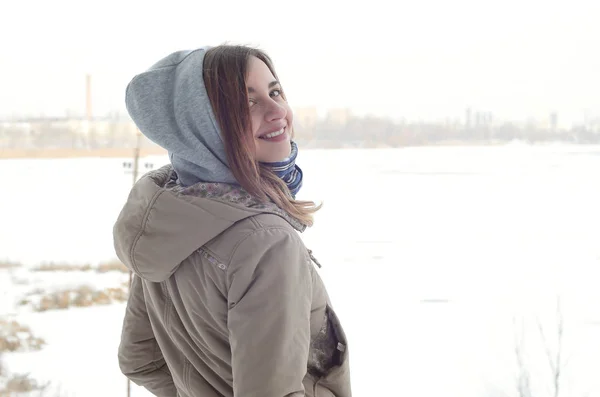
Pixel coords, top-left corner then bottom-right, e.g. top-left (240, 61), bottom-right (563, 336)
top-left (203, 45), bottom-right (321, 226)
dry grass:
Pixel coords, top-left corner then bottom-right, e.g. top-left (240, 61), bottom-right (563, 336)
top-left (0, 319), bottom-right (45, 353)
top-left (0, 355), bottom-right (51, 397)
top-left (32, 286), bottom-right (128, 312)
top-left (0, 146), bottom-right (166, 159)
top-left (0, 319), bottom-right (66, 397)
top-left (97, 260), bottom-right (129, 273)
top-left (32, 263), bottom-right (93, 272)
top-left (31, 260), bottom-right (128, 274)
top-left (0, 261), bottom-right (21, 270)
top-left (0, 373), bottom-right (50, 396)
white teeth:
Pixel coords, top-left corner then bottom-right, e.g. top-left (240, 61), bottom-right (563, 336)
top-left (262, 128), bottom-right (284, 139)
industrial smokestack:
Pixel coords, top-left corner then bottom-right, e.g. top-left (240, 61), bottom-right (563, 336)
top-left (86, 74), bottom-right (92, 121)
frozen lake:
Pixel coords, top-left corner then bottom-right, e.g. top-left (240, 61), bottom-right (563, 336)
top-left (1, 144), bottom-right (599, 396)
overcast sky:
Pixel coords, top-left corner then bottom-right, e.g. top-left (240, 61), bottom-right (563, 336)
top-left (1, 0), bottom-right (599, 126)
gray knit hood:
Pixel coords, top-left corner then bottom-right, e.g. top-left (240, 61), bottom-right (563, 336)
top-left (125, 47), bottom-right (237, 186)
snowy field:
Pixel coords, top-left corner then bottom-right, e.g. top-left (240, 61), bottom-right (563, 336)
top-left (1, 144), bottom-right (600, 397)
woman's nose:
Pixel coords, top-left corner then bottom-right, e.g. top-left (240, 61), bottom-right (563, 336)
top-left (264, 100), bottom-right (287, 121)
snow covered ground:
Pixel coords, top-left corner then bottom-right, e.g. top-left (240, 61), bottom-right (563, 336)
top-left (1, 144), bottom-right (599, 397)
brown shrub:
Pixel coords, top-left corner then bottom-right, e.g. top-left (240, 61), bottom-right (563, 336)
top-left (0, 261), bottom-right (21, 270)
top-left (33, 285), bottom-right (128, 312)
top-left (37, 291), bottom-right (71, 312)
top-left (1, 373), bottom-right (49, 395)
top-left (31, 260), bottom-right (129, 274)
top-left (0, 367), bottom-right (51, 397)
top-left (106, 287), bottom-right (128, 302)
top-left (91, 291), bottom-right (111, 306)
top-left (0, 319), bottom-right (45, 353)
top-left (32, 263), bottom-right (92, 272)
top-left (97, 260), bottom-right (129, 273)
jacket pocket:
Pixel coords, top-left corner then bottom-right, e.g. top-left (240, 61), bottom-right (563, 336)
top-left (314, 305), bottom-right (352, 397)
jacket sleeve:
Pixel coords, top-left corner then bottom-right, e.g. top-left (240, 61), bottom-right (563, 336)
top-left (227, 227), bottom-right (313, 397)
top-left (118, 274), bottom-right (177, 397)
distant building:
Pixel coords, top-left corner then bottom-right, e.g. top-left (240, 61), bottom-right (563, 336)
top-left (325, 108), bottom-right (352, 126)
top-left (292, 106), bottom-right (318, 141)
top-left (293, 106), bottom-right (318, 129)
top-left (550, 112), bottom-right (558, 132)
top-left (465, 107), bottom-right (472, 128)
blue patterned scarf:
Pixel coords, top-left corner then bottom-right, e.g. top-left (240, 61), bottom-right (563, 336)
top-left (261, 141), bottom-right (303, 198)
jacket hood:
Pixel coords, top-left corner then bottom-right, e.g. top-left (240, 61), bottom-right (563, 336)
top-left (125, 47), bottom-right (237, 187)
top-left (113, 166), bottom-right (265, 282)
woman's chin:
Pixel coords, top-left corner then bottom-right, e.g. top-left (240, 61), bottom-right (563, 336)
top-left (257, 141), bottom-right (292, 163)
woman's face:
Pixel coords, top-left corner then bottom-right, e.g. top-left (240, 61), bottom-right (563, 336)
top-left (246, 56), bottom-right (293, 163)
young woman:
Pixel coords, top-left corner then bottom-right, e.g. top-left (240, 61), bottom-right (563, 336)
top-left (114, 45), bottom-right (352, 397)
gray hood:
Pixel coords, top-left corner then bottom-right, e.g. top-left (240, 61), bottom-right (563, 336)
top-left (125, 47), bottom-right (237, 186)
top-left (113, 166), bottom-right (257, 282)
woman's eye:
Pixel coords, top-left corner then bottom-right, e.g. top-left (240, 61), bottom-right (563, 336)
top-left (249, 89), bottom-right (282, 107)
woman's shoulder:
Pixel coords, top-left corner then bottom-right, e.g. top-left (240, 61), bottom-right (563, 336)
top-left (204, 212), bottom-right (303, 260)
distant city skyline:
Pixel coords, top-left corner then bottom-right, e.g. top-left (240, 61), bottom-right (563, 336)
top-left (2, 0), bottom-right (599, 128)
top-left (3, 86), bottom-right (597, 131)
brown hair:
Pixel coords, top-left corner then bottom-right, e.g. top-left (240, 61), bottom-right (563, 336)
top-left (203, 45), bottom-right (320, 226)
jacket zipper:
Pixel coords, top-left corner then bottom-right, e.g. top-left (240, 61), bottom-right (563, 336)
top-left (308, 249), bottom-right (322, 268)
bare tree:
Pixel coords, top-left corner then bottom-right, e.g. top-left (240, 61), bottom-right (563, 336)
top-left (512, 296), bottom-right (567, 397)
top-left (513, 315), bottom-right (532, 397)
top-left (537, 296), bottom-right (565, 397)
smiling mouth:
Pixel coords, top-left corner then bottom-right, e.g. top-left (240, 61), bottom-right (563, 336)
top-left (259, 127), bottom-right (286, 139)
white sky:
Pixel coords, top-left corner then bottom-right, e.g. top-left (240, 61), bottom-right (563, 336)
top-left (1, 0), bottom-right (599, 126)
